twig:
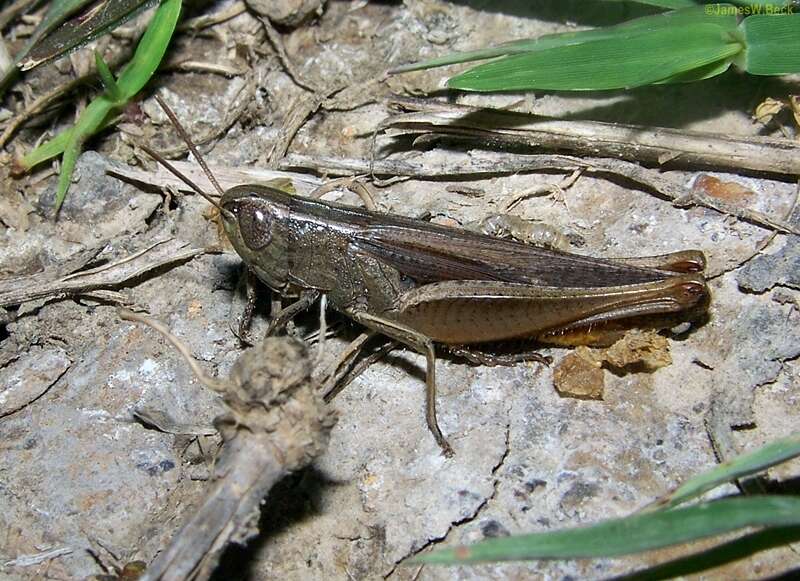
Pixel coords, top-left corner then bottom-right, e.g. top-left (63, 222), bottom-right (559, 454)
top-left (108, 159), bottom-right (326, 196)
top-left (119, 309), bottom-right (228, 392)
top-left (259, 16), bottom-right (319, 93)
top-left (592, 157), bottom-right (800, 236)
top-left (280, 153), bottom-right (800, 235)
top-left (60, 239), bottom-right (175, 281)
top-left (0, 239), bottom-right (208, 308)
top-left (266, 88), bottom-right (330, 167)
top-left (79, 289), bottom-right (130, 304)
top-left (3, 547), bottom-right (72, 568)
top-left (380, 96), bottom-right (800, 177)
top-left (166, 60), bottom-right (246, 77)
top-left (708, 180), bottom-right (800, 280)
top-left (309, 175), bottom-right (378, 211)
top-left (504, 168), bottom-right (583, 212)
top-left (124, 314), bottom-right (335, 581)
top-left (178, 1), bottom-right (247, 31)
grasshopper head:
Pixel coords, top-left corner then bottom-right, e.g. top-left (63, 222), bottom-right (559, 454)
top-left (140, 95), bottom-right (296, 294)
top-left (220, 185), bottom-right (294, 292)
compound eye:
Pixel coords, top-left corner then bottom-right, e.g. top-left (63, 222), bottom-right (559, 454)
top-left (237, 205), bottom-right (272, 250)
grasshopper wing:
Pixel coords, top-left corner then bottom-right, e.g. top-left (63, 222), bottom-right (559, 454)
top-left (354, 223), bottom-right (672, 287)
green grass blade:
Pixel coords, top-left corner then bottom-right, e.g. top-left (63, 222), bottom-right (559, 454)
top-left (390, 4), bottom-right (738, 73)
top-left (55, 128), bottom-right (90, 209)
top-left (19, 129), bottom-right (74, 169)
top-left (94, 51), bottom-right (123, 103)
top-left (618, 526), bottom-right (800, 581)
top-left (654, 57), bottom-right (732, 83)
top-left (741, 13), bottom-right (800, 75)
top-left (388, 40), bottom-right (546, 74)
top-left (414, 496), bottom-right (800, 564)
top-left (447, 23), bottom-right (742, 91)
top-left (20, 0), bottom-right (182, 213)
top-left (115, 0), bottom-right (181, 96)
top-left (652, 432), bottom-right (800, 510)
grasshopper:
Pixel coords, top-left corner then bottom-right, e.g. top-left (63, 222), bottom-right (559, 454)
top-left (144, 95), bottom-right (709, 456)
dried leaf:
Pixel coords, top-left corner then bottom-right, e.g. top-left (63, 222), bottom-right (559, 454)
top-left (753, 97), bottom-right (786, 125)
top-left (693, 174), bottom-right (756, 204)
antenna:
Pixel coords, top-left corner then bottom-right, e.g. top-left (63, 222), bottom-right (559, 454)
top-left (154, 93), bottom-right (225, 197)
top-left (139, 93), bottom-right (234, 220)
top-left (138, 143), bottom-right (228, 214)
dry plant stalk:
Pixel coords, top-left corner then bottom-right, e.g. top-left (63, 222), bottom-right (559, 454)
top-left (380, 97), bottom-right (800, 177)
top-left (0, 239), bottom-right (207, 310)
top-left (119, 310), bottom-right (336, 581)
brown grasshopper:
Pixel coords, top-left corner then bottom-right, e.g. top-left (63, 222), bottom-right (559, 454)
top-left (143, 95), bottom-right (709, 456)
